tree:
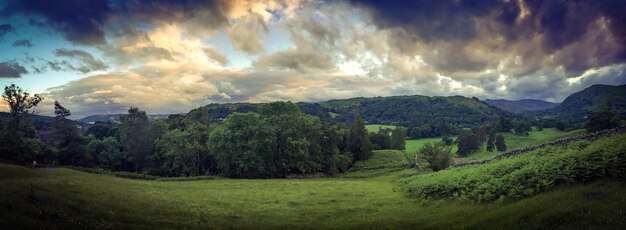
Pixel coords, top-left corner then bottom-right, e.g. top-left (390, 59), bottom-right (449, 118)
top-left (156, 126), bottom-right (209, 177)
top-left (390, 127), bottom-right (406, 150)
top-left (496, 134), bottom-right (507, 152)
top-left (0, 84), bottom-right (43, 162)
top-left (52, 101), bottom-right (89, 166)
top-left (417, 143), bottom-right (452, 171)
top-left (348, 116), bottom-right (372, 161)
top-left (555, 121), bottom-right (566, 131)
top-left (456, 132), bottom-right (480, 157)
top-left (513, 121), bottom-right (531, 135)
top-left (53, 100), bottom-right (71, 118)
top-left (369, 128), bottom-right (391, 150)
top-left (119, 107), bottom-right (150, 172)
top-left (584, 100), bottom-right (620, 133)
top-left (87, 136), bottom-right (122, 170)
top-left (486, 132), bottom-right (495, 152)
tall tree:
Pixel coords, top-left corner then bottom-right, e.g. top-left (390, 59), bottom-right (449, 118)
top-left (390, 127), bottom-right (406, 150)
top-left (348, 116), bottom-right (372, 161)
top-left (486, 132), bottom-right (495, 152)
top-left (584, 99), bottom-right (620, 133)
top-left (52, 101), bottom-right (89, 166)
top-left (119, 107), bottom-right (150, 172)
top-left (0, 84), bottom-right (43, 162)
top-left (496, 134), bottom-right (507, 152)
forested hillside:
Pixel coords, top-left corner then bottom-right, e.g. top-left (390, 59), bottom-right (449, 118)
top-left (190, 95), bottom-right (514, 129)
top-left (485, 99), bottom-right (558, 113)
top-left (532, 84), bottom-right (626, 126)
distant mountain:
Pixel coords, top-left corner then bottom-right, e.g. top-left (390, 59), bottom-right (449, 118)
top-left (78, 114), bottom-right (176, 123)
top-left (485, 99), bottom-right (559, 113)
top-left (534, 84), bottom-right (626, 125)
top-left (0, 112), bottom-right (57, 130)
top-left (189, 95), bottom-right (514, 128)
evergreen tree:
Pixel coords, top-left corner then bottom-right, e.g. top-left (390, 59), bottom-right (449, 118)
top-left (496, 134), bottom-right (507, 152)
top-left (52, 101), bottom-right (89, 166)
top-left (348, 116), bottom-right (372, 161)
top-left (486, 132), bottom-right (495, 152)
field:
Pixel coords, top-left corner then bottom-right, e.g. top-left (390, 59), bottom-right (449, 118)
top-left (2, 163), bottom-right (626, 229)
top-left (1, 129), bottom-right (625, 229)
top-left (365, 124), bottom-right (398, 133)
top-left (404, 128), bottom-right (585, 160)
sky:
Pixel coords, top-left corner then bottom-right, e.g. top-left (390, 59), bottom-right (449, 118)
top-left (1, 0), bottom-right (625, 118)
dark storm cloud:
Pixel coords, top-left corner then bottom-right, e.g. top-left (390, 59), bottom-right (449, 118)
top-left (1, 0), bottom-right (229, 45)
top-left (0, 61), bottom-right (28, 78)
top-left (350, 0), bottom-right (508, 42)
top-left (1, 0), bottom-right (110, 45)
top-left (12, 39), bottom-right (33, 47)
top-left (351, 0), bottom-right (626, 73)
top-left (0, 24), bottom-right (14, 38)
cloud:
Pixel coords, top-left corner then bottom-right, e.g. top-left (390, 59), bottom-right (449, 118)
top-left (226, 11), bottom-right (269, 54)
top-left (12, 39), bottom-right (33, 47)
top-left (2, 0), bottom-right (110, 45)
top-left (202, 48), bottom-right (228, 65)
top-left (0, 61), bottom-right (28, 78)
top-left (0, 24), bottom-right (14, 38)
top-left (52, 48), bottom-right (108, 73)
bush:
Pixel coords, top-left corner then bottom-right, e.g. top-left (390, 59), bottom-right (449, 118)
top-left (417, 143), bottom-right (452, 171)
top-left (400, 133), bottom-right (626, 202)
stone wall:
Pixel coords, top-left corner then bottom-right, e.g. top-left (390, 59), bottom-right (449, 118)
top-left (451, 127), bottom-right (626, 168)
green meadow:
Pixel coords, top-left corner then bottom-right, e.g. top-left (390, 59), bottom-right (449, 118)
top-left (365, 124), bottom-right (399, 133)
top-left (2, 132), bottom-right (626, 229)
top-left (403, 128), bottom-right (585, 160)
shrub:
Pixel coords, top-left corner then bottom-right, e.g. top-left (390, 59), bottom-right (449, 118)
top-left (400, 133), bottom-right (626, 202)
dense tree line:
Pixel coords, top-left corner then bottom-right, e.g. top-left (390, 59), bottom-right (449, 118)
top-left (0, 85), bottom-right (372, 178)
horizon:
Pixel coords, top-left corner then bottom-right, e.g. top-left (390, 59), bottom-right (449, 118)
top-left (2, 0), bottom-right (626, 118)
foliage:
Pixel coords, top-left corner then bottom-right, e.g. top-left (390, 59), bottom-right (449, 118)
top-left (417, 142), bottom-right (452, 171)
top-left (486, 132), bottom-right (495, 152)
top-left (208, 102), bottom-right (348, 178)
top-left (457, 132), bottom-right (480, 157)
top-left (155, 126), bottom-right (210, 177)
top-left (584, 100), bottom-right (621, 133)
top-left (86, 136), bottom-right (123, 170)
top-left (401, 133), bottom-right (626, 202)
top-left (348, 116), bottom-right (372, 161)
top-left (119, 107), bottom-right (150, 172)
top-left (390, 127), bottom-right (406, 150)
top-left (496, 134), bottom-right (507, 152)
top-left (0, 84), bottom-right (43, 162)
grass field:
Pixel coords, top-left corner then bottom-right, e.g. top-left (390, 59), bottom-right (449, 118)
top-left (2, 162), bottom-right (626, 229)
top-left (365, 124), bottom-right (398, 133)
top-left (1, 128), bottom-right (623, 229)
top-left (403, 128), bottom-right (585, 161)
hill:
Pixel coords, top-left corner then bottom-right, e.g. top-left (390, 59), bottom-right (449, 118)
top-left (1, 132), bottom-right (626, 229)
top-left (190, 95), bottom-right (513, 128)
top-left (534, 84), bottom-right (626, 125)
top-left (485, 99), bottom-right (558, 113)
top-left (78, 113), bottom-right (177, 123)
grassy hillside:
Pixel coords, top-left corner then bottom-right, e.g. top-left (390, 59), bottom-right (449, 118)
top-left (404, 128), bottom-right (584, 160)
top-left (401, 133), bottom-right (626, 202)
top-left (2, 164), bottom-right (626, 228)
top-left (344, 150), bottom-right (413, 178)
